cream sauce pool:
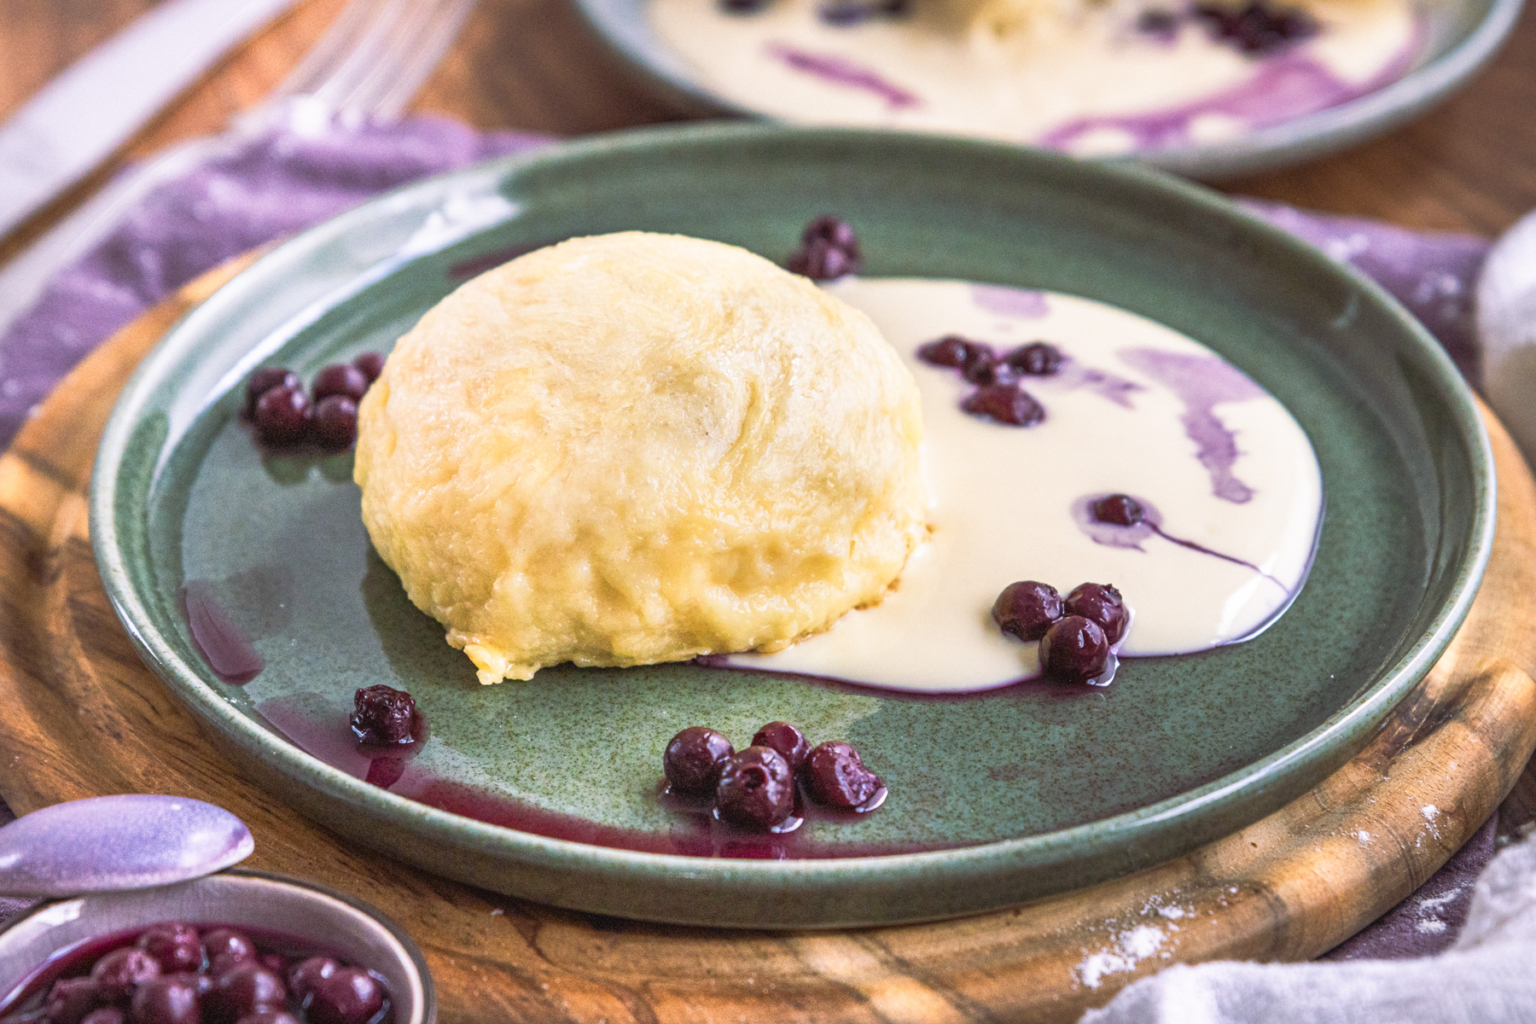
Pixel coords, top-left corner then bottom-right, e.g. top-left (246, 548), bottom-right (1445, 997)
top-left (728, 278), bottom-right (1323, 692)
top-left (649, 0), bottom-right (1419, 153)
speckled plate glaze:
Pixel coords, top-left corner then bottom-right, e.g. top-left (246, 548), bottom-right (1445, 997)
top-left (90, 124), bottom-right (1493, 928)
top-left (572, 0), bottom-right (1523, 178)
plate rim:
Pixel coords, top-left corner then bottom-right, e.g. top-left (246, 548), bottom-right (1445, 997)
top-left (568, 0), bottom-right (1527, 178)
top-left (87, 122), bottom-right (1496, 924)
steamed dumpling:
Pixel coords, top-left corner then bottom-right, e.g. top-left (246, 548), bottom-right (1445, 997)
top-left (354, 231), bottom-right (928, 683)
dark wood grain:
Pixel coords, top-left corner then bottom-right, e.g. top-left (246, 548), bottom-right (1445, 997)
top-left (0, 262), bottom-right (1534, 1023)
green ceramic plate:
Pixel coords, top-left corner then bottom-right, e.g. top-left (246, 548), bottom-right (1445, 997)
top-left (91, 124), bottom-right (1493, 928)
top-left (572, 0), bottom-right (1524, 179)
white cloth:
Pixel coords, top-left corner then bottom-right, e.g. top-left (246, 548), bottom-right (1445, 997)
top-left (1478, 208), bottom-right (1536, 465)
top-left (1079, 833), bottom-right (1536, 1023)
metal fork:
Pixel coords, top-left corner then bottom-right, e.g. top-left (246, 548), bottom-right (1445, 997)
top-left (0, 0), bottom-right (478, 337)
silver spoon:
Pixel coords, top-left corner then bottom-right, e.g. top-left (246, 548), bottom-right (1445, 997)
top-left (0, 795), bottom-right (253, 897)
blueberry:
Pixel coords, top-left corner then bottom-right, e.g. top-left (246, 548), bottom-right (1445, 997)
top-left (818, 1), bottom-right (867, 26)
top-left (312, 396), bottom-right (359, 453)
top-left (286, 957), bottom-right (339, 1001)
top-left (170, 972), bottom-right (216, 997)
top-left (1136, 8), bottom-right (1180, 36)
top-left (211, 963), bottom-right (286, 1021)
top-left (917, 335), bottom-right (993, 374)
top-left (663, 726), bottom-right (734, 796)
top-left (1038, 615), bottom-right (1110, 684)
top-left (991, 581), bottom-right (1064, 642)
top-left (961, 385), bottom-right (1045, 426)
top-left (787, 216), bottom-right (862, 280)
top-left (201, 929), bottom-right (256, 972)
top-left (90, 948), bottom-right (161, 1002)
top-left (800, 214), bottom-right (861, 259)
top-left (129, 976), bottom-right (200, 1024)
top-left (312, 363), bottom-right (370, 404)
top-left (1195, 0), bottom-right (1317, 54)
top-left (750, 721), bottom-right (811, 771)
top-left (79, 1009), bottom-right (126, 1024)
top-left (803, 741), bottom-right (882, 808)
top-left (1092, 494), bottom-right (1145, 527)
top-left (136, 922), bottom-right (202, 974)
top-left (351, 351), bottom-right (386, 384)
top-left (818, 0), bottom-right (909, 22)
top-left (1002, 342), bottom-right (1062, 376)
top-left (787, 238), bottom-right (857, 281)
top-left (252, 385), bottom-right (311, 448)
top-left (352, 684), bottom-right (418, 746)
top-left (235, 1011), bottom-right (300, 1024)
top-left (305, 968), bottom-right (384, 1024)
top-left (1065, 582), bottom-right (1129, 644)
top-left (243, 369), bottom-right (300, 419)
top-left (961, 350), bottom-right (1014, 386)
top-left (715, 746), bottom-right (796, 829)
top-left (46, 977), bottom-right (100, 1024)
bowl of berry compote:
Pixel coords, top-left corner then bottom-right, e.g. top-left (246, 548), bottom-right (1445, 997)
top-left (0, 870), bottom-right (432, 1024)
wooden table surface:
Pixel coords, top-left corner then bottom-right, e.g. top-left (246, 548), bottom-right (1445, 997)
top-left (2, 4), bottom-right (1536, 1019)
top-left (1, 0), bottom-right (1535, 265)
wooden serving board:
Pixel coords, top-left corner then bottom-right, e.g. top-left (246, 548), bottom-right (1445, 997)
top-left (3, 260), bottom-right (1536, 1024)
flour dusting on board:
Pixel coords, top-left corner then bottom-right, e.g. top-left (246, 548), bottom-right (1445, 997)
top-left (1078, 925), bottom-right (1168, 989)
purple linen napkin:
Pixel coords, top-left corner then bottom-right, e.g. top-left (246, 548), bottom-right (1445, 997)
top-left (0, 115), bottom-right (549, 449)
top-left (1241, 199), bottom-right (1490, 385)
top-left (0, 117), bottom-right (1509, 960)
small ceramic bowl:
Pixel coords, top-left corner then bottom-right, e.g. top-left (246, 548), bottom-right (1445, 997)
top-left (0, 870), bottom-right (434, 1023)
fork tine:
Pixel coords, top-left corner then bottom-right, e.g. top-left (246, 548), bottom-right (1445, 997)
top-left (346, 0), bottom-right (478, 119)
top-left (274, 0), bottom-right (399, 100)
top-left (279, 0), bottom-right (476, 122)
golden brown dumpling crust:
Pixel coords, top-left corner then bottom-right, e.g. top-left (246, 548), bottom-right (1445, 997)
top-left (354, 231), bottom-right (927, 683)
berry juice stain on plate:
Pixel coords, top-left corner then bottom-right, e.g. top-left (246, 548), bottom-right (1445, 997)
top-left (728, 278), bottom-right (1322, 691)
top-left (647, 0), bottom-right (1420, 154)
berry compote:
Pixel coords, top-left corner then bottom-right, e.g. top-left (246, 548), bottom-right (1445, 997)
top-left (350, 353), bottom-right (386, 385)
top-left (1092, 494), bottom-right (1145, 527)
top-left (310, 365), bottom-right (369, 405)
top-left (916, 334), bottom-right (1054, 426)
top-left (1001, 342), bottom-right (1062, 377)
top-left (1038, 615), bottom-right (1111, 685)
top-left (0, 923), bottom-right (393, 1024)
top-left (1193, 0), bottom-right (1319, 54)
top-left (1064, 582), bottom-right (1129, 645)
top-left (312, 398), bottom-right (359, 454)
top-left (660, 723), bottom-right (885, 833)
top-left (663, 727), bottom-right (735, 796)
top-left (991, 581), bottom-right (1064, 642)
top-left (817, 0), bottom-right (909, 24)
top-left (751, 721), bottom-right (810, 771)
top-left (243, 370), bottom-right (300, 420)
top-left (350, 686), bottom-right (420, 747)
top-left (252, 386), bottom-right (312, 448)
top-left (786, 215), bottom-right (862, 281)
top-left (242, 355), bottom-right (383, 455)
top-left (961, 384), bottom-right (1045, 427)
top-left (803, 742), bottom-right (885, 810)
top-left (917, 336), bottom-right (994, 375)
top-left (715, 746), bottom-right (797, 829)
